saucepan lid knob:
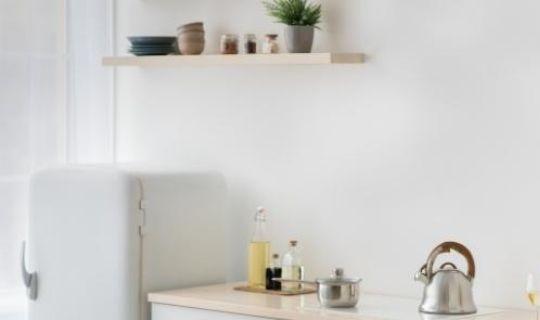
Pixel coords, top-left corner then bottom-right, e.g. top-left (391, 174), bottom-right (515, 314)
top-left (317, 268), bottom-right (362, 285)
top-left (332, 268), bottom-right (344, 279)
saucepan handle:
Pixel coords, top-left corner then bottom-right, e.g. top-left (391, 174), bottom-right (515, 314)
top-left (272, 278), bottom-right (318, 287)
top-left (426, 241), bottom-right (475, 279)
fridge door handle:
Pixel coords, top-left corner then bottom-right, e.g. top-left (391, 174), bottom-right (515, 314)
top-left (21, 241), bottom-right (38, 300)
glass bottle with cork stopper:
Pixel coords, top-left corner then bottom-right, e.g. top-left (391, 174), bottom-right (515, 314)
top-left (247, 207), bottom-right (270, 288)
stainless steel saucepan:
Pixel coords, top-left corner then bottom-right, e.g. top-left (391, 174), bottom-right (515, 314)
top-left (275, 268), bottom-right (361, 308)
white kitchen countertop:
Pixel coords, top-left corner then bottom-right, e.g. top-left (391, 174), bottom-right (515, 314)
top-left (148, 283), bottom-right (533, 320)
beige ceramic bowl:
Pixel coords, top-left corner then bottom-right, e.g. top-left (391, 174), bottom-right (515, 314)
top-left (178, 26), bottom-right (204, 33)
top-left (177, 22), bottom-right (204, 33)
top-left (180, 21), bottom-right (203, 28)
top-left (176, 22), bottom-right (205, 55)
top-left (178, 29), bottom-right (205, 37)
top-left (178, 40), bottom-right (205, 55)
top-left (178, 34), bottom-right (205, 43)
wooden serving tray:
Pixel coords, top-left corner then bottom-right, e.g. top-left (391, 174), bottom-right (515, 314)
top-left (233, 285), bottom-right (316, 296)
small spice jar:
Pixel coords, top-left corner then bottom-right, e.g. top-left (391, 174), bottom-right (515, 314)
top-left (262, 34), bottom-right (279, 54)
top-left (244, 34), bottom-right (257, 54)
top-left (220, 34), bottom-right (239, 54)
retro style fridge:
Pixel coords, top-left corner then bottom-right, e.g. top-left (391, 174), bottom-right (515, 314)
top-left (23, 165), bottom-right (228, 320)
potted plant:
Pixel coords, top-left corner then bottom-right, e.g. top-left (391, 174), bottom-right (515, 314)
top-left (263, 0), bottom-right (322, 53)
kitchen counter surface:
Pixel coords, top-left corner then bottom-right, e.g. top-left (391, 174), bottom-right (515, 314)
top-left (148, 283), bottom-right (533, 320)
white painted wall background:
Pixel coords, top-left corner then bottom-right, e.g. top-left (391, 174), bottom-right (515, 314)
top-left (115, 0), bottom-right (540, 308)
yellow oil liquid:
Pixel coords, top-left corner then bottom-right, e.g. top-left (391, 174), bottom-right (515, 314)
top-left (248, 241), bottom-right (270, 288)
top-left (282, 265), bottom-right (304, 291)
top-left (528, 291), bottom-right (540, 306)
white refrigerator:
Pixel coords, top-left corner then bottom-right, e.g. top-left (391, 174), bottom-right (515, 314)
top-left (24, 166), bottom-right (228, 320)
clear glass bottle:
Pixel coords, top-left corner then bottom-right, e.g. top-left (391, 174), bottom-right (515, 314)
top-left (262, 34), bottom-right (279, 54)
top-left (281, 240), bottom-right (304, 291)
top-left (244, 34), bottom-right (257, 54)
top-left (265, 253), bottom-right (282, 290)
top-left (248, 207), bottom-right (270, 288)
top-left (220, 34), bottom-right (239, 54)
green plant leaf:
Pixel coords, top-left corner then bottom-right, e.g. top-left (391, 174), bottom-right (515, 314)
top-left (262, 0), bottom-right (322, 27)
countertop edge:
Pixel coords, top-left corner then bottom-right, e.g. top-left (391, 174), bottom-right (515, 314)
top-left (148, 288), bottom-right (380, 320)
top-left (147, 284), bottom-right (532, 320)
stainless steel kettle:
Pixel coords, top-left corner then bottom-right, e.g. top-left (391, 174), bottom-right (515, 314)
top-left (414, 241), bottom-right (477, 315)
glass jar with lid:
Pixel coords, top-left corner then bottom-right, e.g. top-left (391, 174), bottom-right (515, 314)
top-left (262, 34), bottom-right (279, 54)
top-left (220, 34), bottom-right (239, 54)
top-left (244, 34), bottom-right (257, 54)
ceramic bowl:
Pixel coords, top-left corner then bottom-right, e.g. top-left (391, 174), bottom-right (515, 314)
top-left (180, 21), bottom-right (203, 28)
top-left (178, 33), bottom-right (205, 43)
top-left (177, 22), bottom-right (204, 33)
top-left (176, 28), bottom-right (204, 33)
top-left (178, 40), bottom-right (205, 55)
top-left (178, 29), bottom-right (205, 37)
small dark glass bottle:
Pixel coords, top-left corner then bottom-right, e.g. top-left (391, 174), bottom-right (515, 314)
top-left (265, 253), bottom-right (282, 290)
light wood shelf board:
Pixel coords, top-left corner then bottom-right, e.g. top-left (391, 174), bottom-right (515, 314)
top-left (102, 53), bottom-right (364, 67)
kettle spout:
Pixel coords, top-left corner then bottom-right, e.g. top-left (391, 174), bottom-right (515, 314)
top-left (414, 271), bottom-right (428, 284)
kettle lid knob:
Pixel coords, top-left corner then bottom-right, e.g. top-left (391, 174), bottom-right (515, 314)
top-left (439, 262), bottom-right (458, 270)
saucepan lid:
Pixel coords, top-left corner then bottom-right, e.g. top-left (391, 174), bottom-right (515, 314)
top-left (316, 268), bottom-right (362, 285)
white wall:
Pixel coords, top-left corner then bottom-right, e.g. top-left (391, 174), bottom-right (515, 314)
top-left (114, 0), bottom-right (540, 308)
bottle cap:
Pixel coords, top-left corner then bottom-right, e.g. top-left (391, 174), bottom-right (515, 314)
top-left (289, 240), bottom-right (298, 247)
top-left (272, 253), bottom-right (279, 259)
top-left (254, 206), bottom-right (267, 221)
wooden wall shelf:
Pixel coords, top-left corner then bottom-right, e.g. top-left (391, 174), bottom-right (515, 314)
top-left (102, 53), bottom-right (364, 67)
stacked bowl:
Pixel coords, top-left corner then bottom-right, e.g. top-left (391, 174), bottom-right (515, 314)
top-left (177, 22), bottom-right (205, 55)
top-left (128, 36), bottom-right (177, 56)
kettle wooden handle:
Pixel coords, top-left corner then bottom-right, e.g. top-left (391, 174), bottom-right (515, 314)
top-left (426, 241), bottom-right (475, 279)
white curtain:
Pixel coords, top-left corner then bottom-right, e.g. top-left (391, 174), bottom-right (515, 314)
top-left (66, 0), bottom-right (114, 163)
top-left (0, 0), bottom-right (112, 318)
top-left (0, 0), bottom-right (65, 318)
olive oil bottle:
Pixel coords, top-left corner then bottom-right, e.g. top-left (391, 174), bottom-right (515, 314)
top-left (248, 207), bottom-right (270, 288)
